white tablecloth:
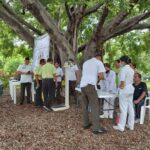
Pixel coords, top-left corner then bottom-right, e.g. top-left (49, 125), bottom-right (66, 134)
top-left (9, 80), bottom-right (34, 104)
top-left (75, 87), bottom-right (117, 99)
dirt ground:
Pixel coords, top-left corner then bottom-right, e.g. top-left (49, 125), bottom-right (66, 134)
top-left (0, 90), bottom-right (150, 150)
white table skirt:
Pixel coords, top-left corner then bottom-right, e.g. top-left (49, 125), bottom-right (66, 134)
top-left (9, 80), bottom-right (34, 104)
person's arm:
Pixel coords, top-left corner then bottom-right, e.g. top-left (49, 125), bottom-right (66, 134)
top-left (119, 68), bottom-right (125, 89)
top-left (134, 83), bottom-right (148, 104)
top-left (98, 72), bottom-right (104, 80)
top-left (53, 66), bottom-right (57, 81)
top-left (97, 61), bottom-right (105, 80)
top-left (34, 67), bottom-right (40, 87)
top-left (17, 65), bottom-right (27, 75)
top-left (134, 92), bottom-right (147, 104)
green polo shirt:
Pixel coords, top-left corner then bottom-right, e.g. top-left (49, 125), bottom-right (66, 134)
top-left (40, 63), bottom-right (56, 79)
top-left (34, 65), bottom-right (42, 80)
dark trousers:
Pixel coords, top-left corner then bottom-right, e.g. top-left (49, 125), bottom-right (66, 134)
top-left (56, 82), bottom-right (62, 98)
top-left (69, 81), bottom-right (76, 100)
top-left (20, 82), bottom-right (31, 104)
top-left (34, 80), bottom-right (43, 106)
top-left (81, 84), bottom-right (100, 131)
top-left (42, 78), bottom-right (55, 108)
top-left (135, 99), bottom-right (145, 119)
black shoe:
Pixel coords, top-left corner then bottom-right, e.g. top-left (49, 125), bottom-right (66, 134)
top-left (43, 106), bottom-right (52, 112)
top-left (20, 102), bottom-right (23, 105)
top-left (93, 128), bottom-right (107, 134)
top-left (83, 123), bottom-right (92, 129)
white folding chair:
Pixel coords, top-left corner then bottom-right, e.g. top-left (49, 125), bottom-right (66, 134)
top-left (140, 97), bottom-right (150, 124)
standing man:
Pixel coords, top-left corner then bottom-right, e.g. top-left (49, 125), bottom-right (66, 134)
top-left (80, 53), bottom-right (106, 134)
top-left (68, 59), bottom-right (80, 103)
top-left (133, 73), bottom-right (148, 123)
top-left (100, 63), bottom-right (117, 119)
top-left (17, 57), bottom-right (33, 105)
top-left (34, 59), bottom-right (46, 107)
top-left (54, 62), bottom-right (64, 98)
top-left (40, 58), bottom-right (56, 111)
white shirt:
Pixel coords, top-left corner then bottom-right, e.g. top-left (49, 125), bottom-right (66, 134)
top-left (80, 58), bottom-right (105, 89)
top-left (56, 67), bottom-right (64, 82)
top-left (103, 70), bottom-right (117, 93)
top-left (68, 64), bottom-right (79, 81)
top-left (119, 65), bottom-right (134, 94)
top-left (17, 64), bottom-right (32, 83)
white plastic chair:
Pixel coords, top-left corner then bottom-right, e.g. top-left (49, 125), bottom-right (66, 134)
top-left (140, 97), bottom-right (150, 124)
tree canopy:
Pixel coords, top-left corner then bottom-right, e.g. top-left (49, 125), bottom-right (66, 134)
top-left (0, 0), bottom-right (150, 75)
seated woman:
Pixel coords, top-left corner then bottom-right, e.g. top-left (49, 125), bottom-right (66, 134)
top-left (133, 72), bottom-right (148, 123)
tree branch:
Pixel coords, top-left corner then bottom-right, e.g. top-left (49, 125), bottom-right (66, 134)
top-left (2, 1), bottom-right (42, 35)
top-left (95, 6), bottom-right (109, 35)
top-left (65, 1), bottom-right (71, 20)
top-left (131, 23), bottom-right (150, 30)
top-left (104, 11), bottom-right (150, 40)
top-left (106, 0), bottom-right (140, 34)
top-left (83, 3), bottom-right (102, 17)
top-left (0, 7), bottom-right (34, 47)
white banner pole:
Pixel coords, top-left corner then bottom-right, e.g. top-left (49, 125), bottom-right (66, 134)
top-left (52, 62), bottom-right (70, 111)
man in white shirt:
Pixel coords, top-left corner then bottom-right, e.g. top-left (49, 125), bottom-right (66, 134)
top-left (80, 53), bottom-right (106, 134)
top-left (100, 63), bottom-right (117, 119)
top-left (17, 57), bottom-right (33, 105)
top-left (68, 59), bottom-right (79, 103)
top-left (55, 62), bottom-right (64, 98)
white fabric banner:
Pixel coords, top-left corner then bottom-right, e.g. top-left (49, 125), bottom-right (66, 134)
top-left (32, 33), bottom-right (50, 70)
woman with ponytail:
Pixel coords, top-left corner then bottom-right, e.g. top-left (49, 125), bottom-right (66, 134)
top-left (113, 55), bottom-right (135, 132)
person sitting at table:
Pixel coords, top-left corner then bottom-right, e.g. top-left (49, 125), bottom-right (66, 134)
top-left (17, 57), bottom-right (33, 105)
top-left (113, 55), bottom-right (135, 132)
top-left (34, 59), bottom-right (46, 107)
top-left (133, 72), bottom-right (148, 123)
top-left (100, 63), bottom-right (117, 119)
top-left (54, 62), bottom-right (64, 98)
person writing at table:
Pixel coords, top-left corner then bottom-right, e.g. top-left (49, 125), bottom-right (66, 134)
top-left (100, 63), bottom-right (117, 119)
top-left (80, 53), bottom-right (106, 134)
top-left (113, 55), bottom-right (135, 132)
top-left (17, 57), bottom-right (33, 105)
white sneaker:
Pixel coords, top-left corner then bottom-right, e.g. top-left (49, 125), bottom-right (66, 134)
top-left (135, 119), bottom-right (140, 124)
top-left (125, 125), bottom-right (134, 130)
top-left (113, 125), bottom-right (124, 132)
top-left (109, 115), bottom-right (113, 119)
top-left (99, 114), bottom-right (108, 118)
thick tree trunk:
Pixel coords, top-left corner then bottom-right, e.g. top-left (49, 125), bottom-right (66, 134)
top-left (83, 39), bottom-right (104, 62)
top-left (21, 0), bottom-right (75, 65)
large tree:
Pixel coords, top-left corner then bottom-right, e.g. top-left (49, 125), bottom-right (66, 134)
top-left (0, 0), bottom-right (150, 64)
